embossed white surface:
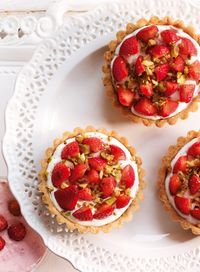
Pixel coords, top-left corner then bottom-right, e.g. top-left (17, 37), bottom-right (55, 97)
top-left (3, 1), bottom-right (200, 271)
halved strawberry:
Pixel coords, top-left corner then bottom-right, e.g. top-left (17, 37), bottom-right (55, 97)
top-left (188, 60), bottom-right (200, 81)
top-left (72, 206), bottom-right (93, 221)
top-left (171, 56), bottom-right (184, 72)
top-left (158, 99), bottom-right (178, 117)
top-left (93, 203), bottom-right (114, 219)
top-left (179, 84), bottom-right (195, 103)
top-left (78, 188), bottom-right (93, 201)
top-left (139, 82), bottom-right (153, 97)
top-left (187, 142), bottom-right (200, 156)
top-left (120, 165), bottom-right (135, 188)
top-left (134, 97), bottom-right (157, 116)
top-left (169, 174), bottom-right (181, 195)
top-left (69, 164), bottom-right (88, 183)
top-left (112, 56), bottom-right (128, 82)
top-left (82, 137), bottom-right (103, 153)
top-left (116, 194), bottom-right (131, 209)
top-left (174, 196), bottom-right (190, 215)
top-left (61, 141), bottom-right (79, 159)
top-left (86, 169), bottom-right (100, 183)
top-left (110, 145), bottom-right (126, 161)
top-left (161, 29), bottom-right (180, 44)
top-left (8, 222), bottom-right (26, 241)
top-left (190, 208), bottom-right (200, 220)
top-left (179, 37), bottom-right (197, 57)
top-left (119, 36), bottom-right (139, 57)
top-left (0, 215), bottom-right (8, 232)
top-left (188, 174), bottom-right (200, 195)
top-left (164, 81), bottom-right (178, 96)
top-left (88, 157), bottom-right (107, 171)
top-left (0, 236), bottom-right (5, 251)
top-left (100, 177), bottom-right (116, 198)
top-left (117, 86), bottom-right (135, 107)
top-left (155, 63), bottom-right (169, 81)
top-left (150, 45), bottom-right (169, 58)
top-left (136, 25), bottom-right (158, 42)
top-left (173, 155), bottom-right (187, 174)
top-left (8, 199), bottom-right (21, 217)
top-left (135, 56), bottom-right (145, 76)
top-left (51, 162), bottom-right (71, 187)
top-left (54, 185), bottom-right (78, 210)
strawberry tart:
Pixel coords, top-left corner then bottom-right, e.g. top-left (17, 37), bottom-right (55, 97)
top-left (39, 126), bottom-right (145, 233)
top-left (158, 130), bottom-right (200, 234)
top-left (103, 16), bottom-right (200, 127)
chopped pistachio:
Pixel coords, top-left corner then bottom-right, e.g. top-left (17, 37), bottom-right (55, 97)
top-left (170, 45), bottom-right (179, 58)
top-left (101, 151), bottom-right (114, 161)
top-left (63, 211), bottom-right (71, 217)
top-left (60, 182), bottom-right (69, 189)
top-left (99, 170), bottom-right (104, 179)
top-left (79, 144), bottom-right (90, 155)
top-left (105, 197), bottom-right (116, 205)
top-left (152, 79), bottom-right (158, 86)
top-left (184, 66), bottom-right (189, 75)
top-left (46, 185), bottom-right (54, 193)
top-left (142, 60), bottom-right (154, 67)
top-left (148, 39), bottom-right (156, 46)
top-left (114, 190), bottom-right (121, 197)
top-left (78, 153), bottom-right (86, 163)
top-left (75, 134), bottom-right (84, 143)
top-left (125, 188), bottom-right (131, 196)
top-left (105, 165), bottom-right (113, 174)
top-left (79, 183), bottom-right (88, 188)
top-left (145, 66), bottom-right (154, 76)
top-left (177, 72), bottom-right (186, 84)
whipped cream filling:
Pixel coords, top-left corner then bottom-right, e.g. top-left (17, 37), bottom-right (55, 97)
top-left (46, 132), bottom-right (139, 227)
top-left (165, 138), bottom-right (200, 225)
top-left (111, 25), bottom-right (200, 120)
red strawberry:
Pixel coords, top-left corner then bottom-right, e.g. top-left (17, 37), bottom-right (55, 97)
top-left (179, 37), bottom-right (197, 57)
top-left (51, 162), bottom-right (71, 187)
top-left (150, 45), bottom-right (169, 58)
top-left (54, 185), bottom-right (78, 210)
top-left (188, 174), bottom-right (200, 195)
top-left (173, 155), bottom-right (187, 174)
top-left (164, 81), bottom-right (178, 96)
top-left (72, 206), bottom-right (93, 221)
top-left (155, 63), bottom-right (169, 81)
top-left (139, 82), bottom-right (153, 97)
top-left (190, 208), bottom-right (200, 220)
top-left (136, 25), bottom-right (158, 42)
top-left (88, 157), bottom-right (107, 171)
top-left (161, 29), bottom-right (180, 44)
top-left (119, 36), bottom-right (139, 56)
top-left (112, 56), bottom-right (128, 82)
top-left (83, 137), bottom-right (103, 153)
top-left (0, 236), bottom-right (5, 251)
top-left (169, 174), bottom-right (181, 195)
top-left (188, 60), bottom-right (200, 81)
top-left (171, 56), bottom-right (184, 72)
top-left (0, 215), bottom-right (8, 232)
top-left (110, 145), bottom-right (126, 161)
top-left (116, 194), bottom-right (131, 209)
top-left (101, 177), bottom-right (116, 198)
top-left (69, 164), bottom-right (88, 183)
top-left (78, 188), bottom-right (93, 201)
top-left (174, 196), bottom-right (190, 215)
top-left (86, 169), bottom-right (100, 183)
top-left (8, 222), bottom-right (26, 241)
top-left (120, 165), bottom-right (135, 188)
top-left (158, 99), bottom-right (178, 117)
top-left (187, 142), bottom-right (200, 156)
top-left (118, 86), bottom-right (135, 107)
top-left (179, 84), bottom-right (195, 103)
top-left (61, 141), bottom-right (79, 159)
top-left (8, 199), bottom-right (21, 217)
top-left (93, 203), bottom-right (114, 219)
top-left (135, 56), bottom-right (145, 76)
top-left (134, 97), bottom-right (157, 116)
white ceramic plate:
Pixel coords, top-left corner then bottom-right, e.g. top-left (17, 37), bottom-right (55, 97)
top-left (3, 1), bottom-right (200, 271)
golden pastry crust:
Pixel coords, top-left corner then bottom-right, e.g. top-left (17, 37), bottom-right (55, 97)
top-left (158, 130), bottom-right (200, 235)
top-left (39, 126), bottom-right (145, 233)
top-left (102, 16), bottom-right (200, 127)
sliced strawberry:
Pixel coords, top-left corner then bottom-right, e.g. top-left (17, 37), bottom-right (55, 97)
top-left (88, 157), bottom-right (107, 171)
top-left (86, 169), bottom-right (100, 183)
top-left (173, 155), bottom-right (187, 174)
top-left (158, 99), bottom-right (178, 117)
top-left (174, 196), bottom-right (190, 215)
top-left (134, 97), bottom-right (157, 116)
top-left (100, 177), bottom-right (116, 198)
top-left (120, 165), bottom-right (135, 188)
top-left (179, 37), bottom-right (197, 57)
top-left (82, 137), bottom-right (103, 153)
top-left (171, 56), bottom-right (184, 72)
top-left (116, 194), bottom-right (131, 209)
top-left (8, 222), bottom-right (26, 241)
top-left (135, 56), bottom-right (145, 76)
top-left (61, 141), bottom-right (79, 159)
top-left (54, 185), bottom-right (78, 210)
top-left (136, 25), bottom-right (158, 42)
top-left (112, 56), bottom-right (128, 82)
top-left (187, 142), bottom-right (200, 156)
top-left (72, 206), bottom-right (93, 221)
top-left (155, 63), bottom-right (169, 81)
top-left (164, 81), bottom-right (178, 96)
top-left (0, 236), bottom-right (5, 251)
top-left (169, 174), bottom-right (181, 195)
top-left (110, 144), bottom-right (126, 161)
top-left (69, 164), bottom-right (88, 183)
top-left (188, 174), bottom-right (200, 195)
top-left (0, 215), bottom-right (8, 232)
top-left (117, 86), bottom-right (135, 107)
top-left (150, 45), bottom-right (169, 58)
top-left (8, 199), bottom-right (21, 217)
top-left (139, 82), bottom-right (153, 97)
top-left (188, 60), bottom-right (200, 81)
top-left (179, 84), bottom-right (195, 103)
top-left (119, 36), bottom-right (139, 57)
top-left (51, 162), bottom-right (71, 187)
top-left (93, 203), bottom-right (114, 219)
top-left (78, 188), bottom-right (93, 201)
top-left (161, 29), bottom-right (180, 44)
top-left (190, 208), bottom-right (200, 220)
